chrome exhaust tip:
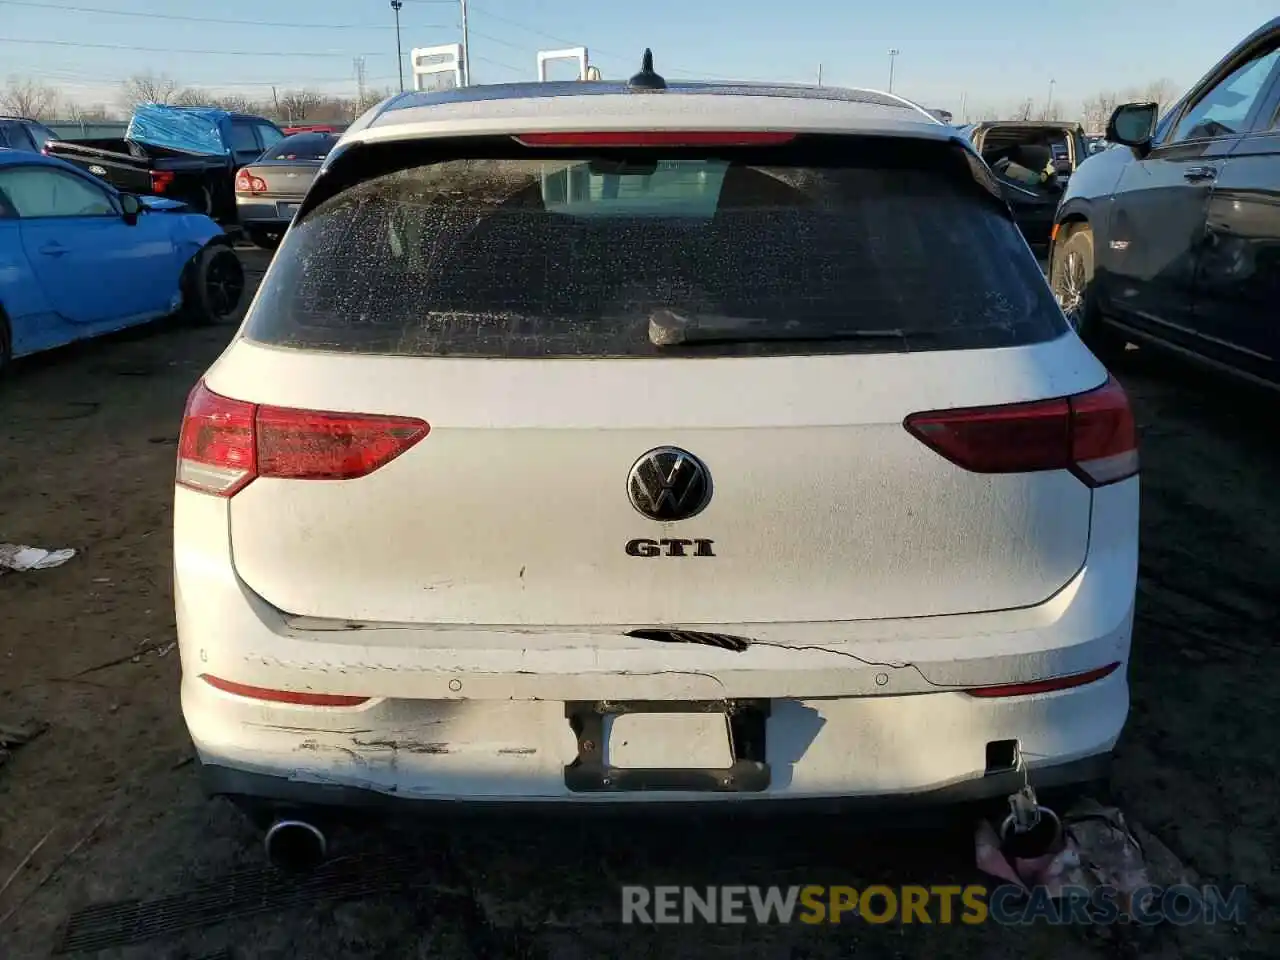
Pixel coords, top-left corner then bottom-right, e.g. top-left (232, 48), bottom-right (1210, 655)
top-left (263, 819), bottom-right (328, 872)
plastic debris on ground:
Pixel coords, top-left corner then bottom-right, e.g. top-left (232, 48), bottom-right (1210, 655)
top-left (0, 544), bottom-right (76, 576)
top-left (976, 797), bottom-right (1153, 912)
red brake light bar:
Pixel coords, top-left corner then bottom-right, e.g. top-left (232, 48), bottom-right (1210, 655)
top-left (200, 674), bottom-right (369, 707)
top-left (513, 131), bottom-right (797, 148)
top-left (903, 375), bottom-right (1138, 487)
top-left (177, 381), bottom-right (429, 498)
top-left (963, 662), bottom-right (1121, 698)
top-left (150, 169), bottom-right (175, 194)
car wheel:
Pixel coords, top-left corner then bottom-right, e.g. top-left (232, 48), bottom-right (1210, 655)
top-left (1050, 226), bottom-right (1124, 356)
top-left (187, 244), bottom-right (246, 324)
top-left (246, 228), bottom-right (282, 251)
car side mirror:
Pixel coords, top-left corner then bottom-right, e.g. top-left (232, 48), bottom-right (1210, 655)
top-left (1107, 102), bottom-right (1159, 156)
top-left (120, 193), bottom-right (143, 224)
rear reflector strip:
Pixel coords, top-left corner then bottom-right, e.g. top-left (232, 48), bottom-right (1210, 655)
top-left (512, 131), bottom-right (798, 148)
top-left (200, 674), bottom-right (369, 707)
top-left (963, 662), bottom-right (1121, 698)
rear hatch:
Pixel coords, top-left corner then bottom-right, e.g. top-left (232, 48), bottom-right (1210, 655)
top-left (202, 131), bottom-right (1112, 626)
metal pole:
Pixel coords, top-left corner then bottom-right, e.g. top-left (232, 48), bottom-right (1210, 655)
top-left (391, 1), bottom-right (404, 93)
top-left (1046, 79), bottom-right (1055, 117)
top-left (817, 63), bottom-right (823, 86)
top-left (460, 0), bottom-right (471, 87)
top-left (887, 49), bottom-right (899, 93)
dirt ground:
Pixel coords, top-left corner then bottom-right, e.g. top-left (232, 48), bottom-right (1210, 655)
top-left (1, 248), bottom-right (1277, 959)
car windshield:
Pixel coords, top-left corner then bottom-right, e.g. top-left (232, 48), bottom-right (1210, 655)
top-left (267, 133), bottom-right (337, 161)
top-left (245, 142), bottom-right (1066, 358)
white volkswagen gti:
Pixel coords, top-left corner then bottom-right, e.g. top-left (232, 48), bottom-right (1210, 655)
top-left (174, 61), bottom-right (1138, 844)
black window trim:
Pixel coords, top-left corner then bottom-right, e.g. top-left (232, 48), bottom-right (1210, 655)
top-left (0, 162), bottom-right (122, 219)
top-left (1156, 33), bottom-right (1280, 149)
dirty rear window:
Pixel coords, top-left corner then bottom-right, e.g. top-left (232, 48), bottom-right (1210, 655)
top-left (244, 147), bottom-right (1066, 358)
top-left (267, 133), bottom-right (337, 161)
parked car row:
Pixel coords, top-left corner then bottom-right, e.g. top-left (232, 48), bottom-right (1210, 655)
top-left (0, 149), bottom-right (245, 374)
top-left (1048, 15), bottom-right (1279, 388)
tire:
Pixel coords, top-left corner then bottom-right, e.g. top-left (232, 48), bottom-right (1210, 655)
top-left (1049, 226), bottom-right (1125, 356)
top-left (185, 244), bottom-right (246, 325)
top-left (246, 228), bottom-right (282, 251)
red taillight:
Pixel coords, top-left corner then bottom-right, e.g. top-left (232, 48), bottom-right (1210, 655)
top-left (150, 169), bottom-right (175, 193)
top-left (903, 375), bottom-right (1138, 487)
top-left (176, 381), bottom-right (429, 497)
top-left (234, 170), bottom-right (267, 194)
top-left (963, 662), bottom-right (1121, 698)
top-left (512, 131), bottom-right (798, 147)
top-left (177, 382), bottom-right (257, 496)
top-left (200, 674), bottom-right (369, 707)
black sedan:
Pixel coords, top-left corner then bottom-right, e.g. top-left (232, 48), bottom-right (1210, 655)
top-left (1049, 17), bottom-right (1280, 387)
top-left (234, 131), bottom-right (338, 250)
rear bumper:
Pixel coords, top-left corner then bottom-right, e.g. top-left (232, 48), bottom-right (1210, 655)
top-left (202, 751), bottom-right (1112, 818)
top-left (234, 197), bottom-right (294, 230)
top-left (176, 476), bottom-right (1137, 805)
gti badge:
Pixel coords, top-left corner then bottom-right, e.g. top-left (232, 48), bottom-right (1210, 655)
top-left (626, 446), bottom-right (712, 521)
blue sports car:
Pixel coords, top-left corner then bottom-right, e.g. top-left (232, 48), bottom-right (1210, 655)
top-left (0, 149), bottom-right (244, 374)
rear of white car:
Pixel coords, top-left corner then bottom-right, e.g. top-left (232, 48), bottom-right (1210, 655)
top-left (174, 83), bottom-right (1138, 817)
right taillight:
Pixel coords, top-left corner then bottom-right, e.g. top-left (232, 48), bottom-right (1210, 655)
top-left (177, 381), bottom-right (430, 498)
top-left (903, 375), bottom-right (1138, 488)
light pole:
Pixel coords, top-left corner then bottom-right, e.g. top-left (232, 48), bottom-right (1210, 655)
top-left (887, 48), bottom-right (900, 93)
top-left (460, 0), bottom-right (471, 87)
top-left (1046, 78), bottom-right (1056, 118)
top-left (391, 0), bottom-right (404, 93)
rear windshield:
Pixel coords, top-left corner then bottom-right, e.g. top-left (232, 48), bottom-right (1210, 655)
top-left (267, 133), bottom-right (337, 161)
top-left (244, 142), bottom-right (1066, 358)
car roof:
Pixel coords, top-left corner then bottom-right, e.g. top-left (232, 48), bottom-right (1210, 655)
top-left (342, 80), bottom-right (950, 146)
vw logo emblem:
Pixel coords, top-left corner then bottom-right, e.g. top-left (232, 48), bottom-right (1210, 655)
top-left (627, 447), bottom-right (712, 522)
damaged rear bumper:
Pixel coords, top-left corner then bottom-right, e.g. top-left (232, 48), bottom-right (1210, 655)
top-left (176, 481), bottom-right (1136, 806)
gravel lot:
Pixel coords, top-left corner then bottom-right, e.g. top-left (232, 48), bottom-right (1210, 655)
top-left (1, 248), bottom-right (1277, 959)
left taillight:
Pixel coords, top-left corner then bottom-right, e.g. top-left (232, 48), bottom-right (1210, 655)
top-left (177, 381), bottom-right (430, 498)
top-left (234, 169), bottom-right (267, 194)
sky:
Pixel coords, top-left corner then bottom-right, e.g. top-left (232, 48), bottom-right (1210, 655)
top-left (2, 0), bottom-right (1277, 117)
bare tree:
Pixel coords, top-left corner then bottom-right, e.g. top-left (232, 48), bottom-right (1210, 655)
top-left (276, 88), bottom-right (325, 123)
top-left (1138, 78), bottom-right (1179, 113)
top-left (1080, 91), bottom-right (1120, 135)
top-left (212, 93), bottom-right (259, 113)
top-left (171, 87), bottom-right (214, 107)
top-left (65, 101), bottom-right (119, 122)
top-left (1, 77), bottom-right (60, 119)
top-left (119, 72), bottom-right (182, 108)
top-left (1010, 97), bottom-right (1035, 121)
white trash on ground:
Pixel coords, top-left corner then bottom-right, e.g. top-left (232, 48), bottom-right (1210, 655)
top-left (0, 544), bottom-right (77, 576)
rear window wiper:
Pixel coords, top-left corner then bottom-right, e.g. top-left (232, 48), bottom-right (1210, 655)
top-left (647, 309), bottom-right (934, 347)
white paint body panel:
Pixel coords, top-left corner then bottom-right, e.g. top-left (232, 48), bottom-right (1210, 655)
top-left (177, 90), bottom-right (1138, 804)
top-left (211, 337), bottom-right (1105, 626)
top-left (177, 478), bottom-right (1136, 801)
